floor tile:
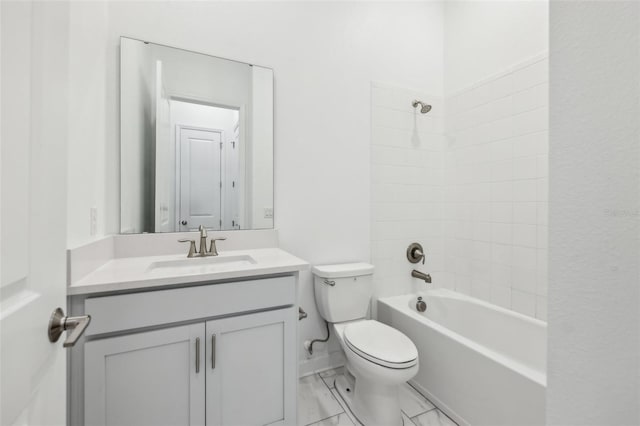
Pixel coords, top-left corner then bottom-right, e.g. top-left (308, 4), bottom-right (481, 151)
top-left (412, 409), bottom-right (458, 426)
top-left (399, 383), bottom-right (436, 417)
top-left (330, 387), bottom-right (361, 426)
top-left (319, 366), bottom-right (345, 389)
top-left (403, 411), bottom-right (417, 425)
top-left (308, 412), bottom-right (355, 426)
top-left (298, 374), bottom-right (344, 425)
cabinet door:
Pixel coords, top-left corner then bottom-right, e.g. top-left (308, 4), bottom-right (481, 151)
top-left (206, 308), bottom-right (296, 426)
top-left (85, 323), bottom-right (205, 426)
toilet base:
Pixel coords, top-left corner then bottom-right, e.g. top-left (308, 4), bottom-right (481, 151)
top-left (335, 374), bottom-right (405, 426)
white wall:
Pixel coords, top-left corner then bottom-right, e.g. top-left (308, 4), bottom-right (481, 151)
top-left (547, 1), bottom-right (640, 423)
top-left (67, 1), bottom-right (109, 248)
top-left (370, 83), bottom-right (444, 308)
top-left (444, 0), bottom-right (549, 94)
top-left (65, 1), bottom-right (444, 372)
top-left (250, 67), bottom-right (274, 229)
top-left (440, 1), bottom-right (548, 319)
top-left (443, 57), bottom-right (549, 319)
top-left (151, 42), bottom-right (251, 108)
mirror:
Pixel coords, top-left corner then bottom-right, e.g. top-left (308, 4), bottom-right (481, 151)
top-left (120, 37), bottom-right (274, 233)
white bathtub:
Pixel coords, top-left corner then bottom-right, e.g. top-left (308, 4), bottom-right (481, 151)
top-left (377, 289), bottom-right (546, 426)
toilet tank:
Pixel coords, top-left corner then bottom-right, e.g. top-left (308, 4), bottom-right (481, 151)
top-left (312, 263), bottom-right (374, 323)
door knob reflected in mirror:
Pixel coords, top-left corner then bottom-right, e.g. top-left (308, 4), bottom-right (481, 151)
top-left (48, 308), bottom-right (91, 348)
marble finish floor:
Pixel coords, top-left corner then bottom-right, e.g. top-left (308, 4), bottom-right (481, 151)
top-left (298, 367), bottom-right (458, 426)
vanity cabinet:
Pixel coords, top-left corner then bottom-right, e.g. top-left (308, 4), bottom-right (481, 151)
top-left (206, 309), bottom-right (294, 426)
top-left (71, 275), bottom-right (298, 426)
top-left (85, 323), bottom-right (205, 426)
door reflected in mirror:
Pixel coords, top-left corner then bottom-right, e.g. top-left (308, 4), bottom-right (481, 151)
top-left (120, 37), bottom-right (273, 234)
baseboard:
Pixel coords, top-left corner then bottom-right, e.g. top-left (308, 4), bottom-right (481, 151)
top-left (298, 351), bottom-right (345, 378)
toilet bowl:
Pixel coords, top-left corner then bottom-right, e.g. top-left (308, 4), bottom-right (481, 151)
top-left (312, 263), bottom-right (419, 426)
top-left (334, 320), bottom-right (419, 426)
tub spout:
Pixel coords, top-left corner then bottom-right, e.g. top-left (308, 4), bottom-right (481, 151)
top-left (411, 269), bottom-right (431, 283)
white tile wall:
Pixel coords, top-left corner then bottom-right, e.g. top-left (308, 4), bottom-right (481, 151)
top-left (443, 56), bottom-right (548, 320)
top-left (370, 83), bottom-right (444, 303)
top-left (370, 57), bottom-right (547, 321)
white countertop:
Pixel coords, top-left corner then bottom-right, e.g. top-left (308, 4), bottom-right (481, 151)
top-left (68, 248), bottom-right (309, 296)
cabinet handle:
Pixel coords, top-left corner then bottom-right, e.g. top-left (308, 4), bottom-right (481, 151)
top-left (211, 334), bottom-right (216, 369)
top-left (195, 337), bottom-right (200, 373)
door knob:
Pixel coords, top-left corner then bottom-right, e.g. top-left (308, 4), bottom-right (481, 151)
top-left (48, 308), bottom-right (91, 348)
top-left (181, 220), bottom-right (188, 226)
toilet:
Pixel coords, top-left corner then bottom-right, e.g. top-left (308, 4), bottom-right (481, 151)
top-left (312, 263), bottom-right (419, 426)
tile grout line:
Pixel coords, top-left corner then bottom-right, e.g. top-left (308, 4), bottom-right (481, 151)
top-left (299, 372), bottom-right (346, 426)
top-left (305, 412), bottom-right (343, 426)
top-left (406, 381), bottom-right (459, 425)
top-left (401, 409), bottom-right (419, 426)
top-left (317, 371), bottom-right (347, 417)
top-left (404, 382), bottom-right (459, 426)
top-left (306, 372), bottom-right (458, 426)
top-left (331, 384), bottom-right (362, 426)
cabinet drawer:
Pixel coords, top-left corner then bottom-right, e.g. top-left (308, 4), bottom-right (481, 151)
top-left (84, 276), bottom-right (295, 336)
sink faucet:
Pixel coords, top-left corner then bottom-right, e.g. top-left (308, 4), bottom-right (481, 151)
top-left (178, 226), bottom-right (226, 257)
top-left (198, 225), bottom-right (208, 256)
top-left (411, 269), bottom-right (432, 283)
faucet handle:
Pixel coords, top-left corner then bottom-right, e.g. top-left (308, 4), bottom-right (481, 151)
top-left (407, 243), bottom-right (425, 265)
top-left (178, 239), bottom-right (197, 258)
top-left (198, 225), bottom-right (207, 237)
top-left (208, 238), bottom-right (226, 256)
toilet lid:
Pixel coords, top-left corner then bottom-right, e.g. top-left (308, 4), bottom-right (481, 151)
top-left (343, 320), bottom-right (418, 369)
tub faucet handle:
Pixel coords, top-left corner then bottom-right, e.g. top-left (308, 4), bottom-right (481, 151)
top-left (407, 243), bottom-right (425, 264)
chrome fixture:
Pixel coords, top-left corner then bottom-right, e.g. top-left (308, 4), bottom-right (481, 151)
top-left (198, 225), bottom-right (208, 255)
top-left (208, 237), bottom-right (225, 256)
top-left (323, 278), bottom-right (336, 287)
top-left (416, 297), bottom-right (427, 312)
top-left (411, 269), bottom-right (432, 283)
top-left (211, 334), bottom-right (217, 369)
top-left (178, 225), bottom-right (226, 257)
top-left (178, 239), bottom-right (197, 257)
top-left (48, 308), bottom-right (91, 348)
top-left (412, 100), bottom-right (432, 114)
top-left (407, 242), bottom-right (425, 264)
top-left (195, 338), bottom-right (201, 373)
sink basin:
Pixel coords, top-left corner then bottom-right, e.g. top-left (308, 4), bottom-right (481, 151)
top-left (147, 255), bottom-right (257, 275)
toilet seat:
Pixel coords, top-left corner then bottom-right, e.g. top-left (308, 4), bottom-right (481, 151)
top-left (343, 320), bottom-right (418, 369)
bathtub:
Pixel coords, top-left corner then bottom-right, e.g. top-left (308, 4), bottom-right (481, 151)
top-left (377, 289), bottom-right (546, 426)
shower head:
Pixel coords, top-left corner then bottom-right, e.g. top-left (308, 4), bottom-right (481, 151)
top-left (412, 100), bottom-right (432, 114)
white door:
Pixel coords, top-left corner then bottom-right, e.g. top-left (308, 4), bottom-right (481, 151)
top-left (1, 2), bottom-right (70, 425)
top-left (206, 309), bottom-right (297, 426)
top-left (84, 324), bottom-right (205, 426)
top-left (178, 127), bottom-right (222, 231)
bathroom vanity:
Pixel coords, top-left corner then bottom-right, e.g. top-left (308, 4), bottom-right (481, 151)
top-left (67, 237), bottom-right (307, 426)
top-left (66, 36), bottom-right (301, 425)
